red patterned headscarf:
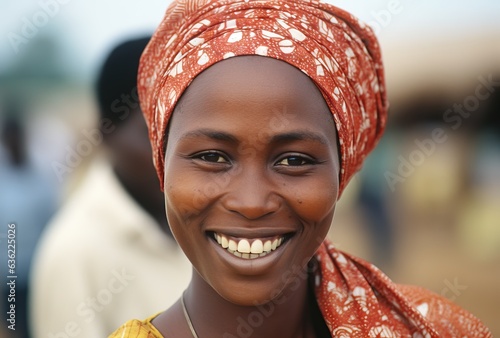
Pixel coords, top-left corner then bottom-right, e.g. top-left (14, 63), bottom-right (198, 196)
top-left (138, 0), bottom-right (387, 195)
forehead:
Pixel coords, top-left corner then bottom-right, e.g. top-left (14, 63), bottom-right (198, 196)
top-left (169, 56), bottom-right (337, 142)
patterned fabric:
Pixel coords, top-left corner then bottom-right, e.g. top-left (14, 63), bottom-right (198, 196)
top-left (138, 0), bottom-right (388, 195)
top-left (109, 242), bottom-right (491, 337)
top-left (314, 241), bottom-right (492, 337)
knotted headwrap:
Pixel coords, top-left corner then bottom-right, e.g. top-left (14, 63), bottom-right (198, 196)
top-left (138, 0), bottom-right (388, 195)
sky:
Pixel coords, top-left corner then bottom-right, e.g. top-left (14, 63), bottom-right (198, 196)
top-left (1, 0), bottom-right (499, 80)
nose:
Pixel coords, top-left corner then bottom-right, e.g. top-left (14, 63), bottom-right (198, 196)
top-left (221, 167), bottom-right (281, 220)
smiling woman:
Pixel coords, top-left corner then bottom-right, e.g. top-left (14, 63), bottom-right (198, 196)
top-left (109, 0), bottom-right (492, 337)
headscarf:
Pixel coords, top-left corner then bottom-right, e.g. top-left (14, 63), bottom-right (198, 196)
top-left (138, 0), bottom-right (387, 195)
top-left (313, 241), bottom-right (491, 337)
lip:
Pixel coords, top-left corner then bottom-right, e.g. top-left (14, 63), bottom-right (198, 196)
top-left (206, 230), bottom-right (294, 276)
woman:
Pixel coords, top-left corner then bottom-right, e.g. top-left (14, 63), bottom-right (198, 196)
top-left (110, 0), bottom-right (492, 336)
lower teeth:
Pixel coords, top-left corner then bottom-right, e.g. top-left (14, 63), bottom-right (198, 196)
top-left (227, 248), bottom-right (270, 259)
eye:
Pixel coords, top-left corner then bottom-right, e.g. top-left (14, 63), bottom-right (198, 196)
top-left (275, 155), bottom-right (313, 166)
top-left (194, 151), bottom-right (229, 164)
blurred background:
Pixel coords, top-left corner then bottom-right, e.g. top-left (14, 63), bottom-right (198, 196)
top-left (1, 0), bottom-right (499, 337)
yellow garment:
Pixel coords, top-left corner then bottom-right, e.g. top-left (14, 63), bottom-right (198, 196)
top-left (109, 313), bottom-right (163, 338)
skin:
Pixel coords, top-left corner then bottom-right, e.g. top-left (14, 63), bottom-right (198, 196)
top-left (153, 56), bottom-right (340, 337)
top-left (106, 110), bottom-right (171, 236)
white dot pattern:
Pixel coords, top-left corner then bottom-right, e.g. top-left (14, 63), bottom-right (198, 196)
top-left (313, 241), bottom-right (492, 337)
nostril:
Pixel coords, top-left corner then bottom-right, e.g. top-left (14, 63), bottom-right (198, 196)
top-left (221, 173), bottom-right (281, 219)
top-left (225, 199), bottom-right (280, 220)
top-left (231, 209), bottom-right (273, 220)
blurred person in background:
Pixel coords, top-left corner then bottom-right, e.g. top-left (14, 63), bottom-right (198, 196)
top-left (0, 106), bottom-right (58, 338)
top-left (29, 37), bottom-right (191, 338)
top-left (356, 135), bottom-right (396, 269)
top-left (456, 81), bottom-right (500, 260)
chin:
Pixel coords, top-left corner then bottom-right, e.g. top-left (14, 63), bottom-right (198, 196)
top-left (210, 279), bottom-right (290, 309)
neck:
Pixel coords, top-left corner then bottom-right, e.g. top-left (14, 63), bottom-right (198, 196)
top-left (183, 269), bottom-right (314, 338)
top-left (113, 166), bottom-right (173, 238)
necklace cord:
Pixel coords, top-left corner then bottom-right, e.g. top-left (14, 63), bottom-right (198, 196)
top-left (181, 291), bottom-right (200, 338)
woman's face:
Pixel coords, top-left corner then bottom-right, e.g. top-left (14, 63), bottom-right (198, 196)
top-left (164, 56), bottom-right (340, 305)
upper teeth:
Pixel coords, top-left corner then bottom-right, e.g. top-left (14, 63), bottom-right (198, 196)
top-left (214, 233), bottom-right (285, 259)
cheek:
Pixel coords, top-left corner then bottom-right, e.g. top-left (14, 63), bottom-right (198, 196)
top-left (164, 175), bottom-right (207, 258)
top-left (289, 178), bottom-right (338, 224)
top-left (164, 175), bottom-right (202, 221)
top-left (164, 166), bottom-right (225, 222)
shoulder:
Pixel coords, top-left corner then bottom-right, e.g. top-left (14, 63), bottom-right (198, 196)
top-left (34, 162), bottom-right (129, 265)
top-left (397, 284), bottom-right (492, 337)
top-left (109, 315), bottom-right (164, 338)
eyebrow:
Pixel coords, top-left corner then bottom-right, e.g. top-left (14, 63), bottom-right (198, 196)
top-left (180, 128), bottom-right (328, 146)
top-left (179, 129), bottom-right (239, 143)
top-left (270, 131), bottom-right (328, 145)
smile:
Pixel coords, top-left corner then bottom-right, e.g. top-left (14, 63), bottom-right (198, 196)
top-left (212, 232), bottom-right (287, 260)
